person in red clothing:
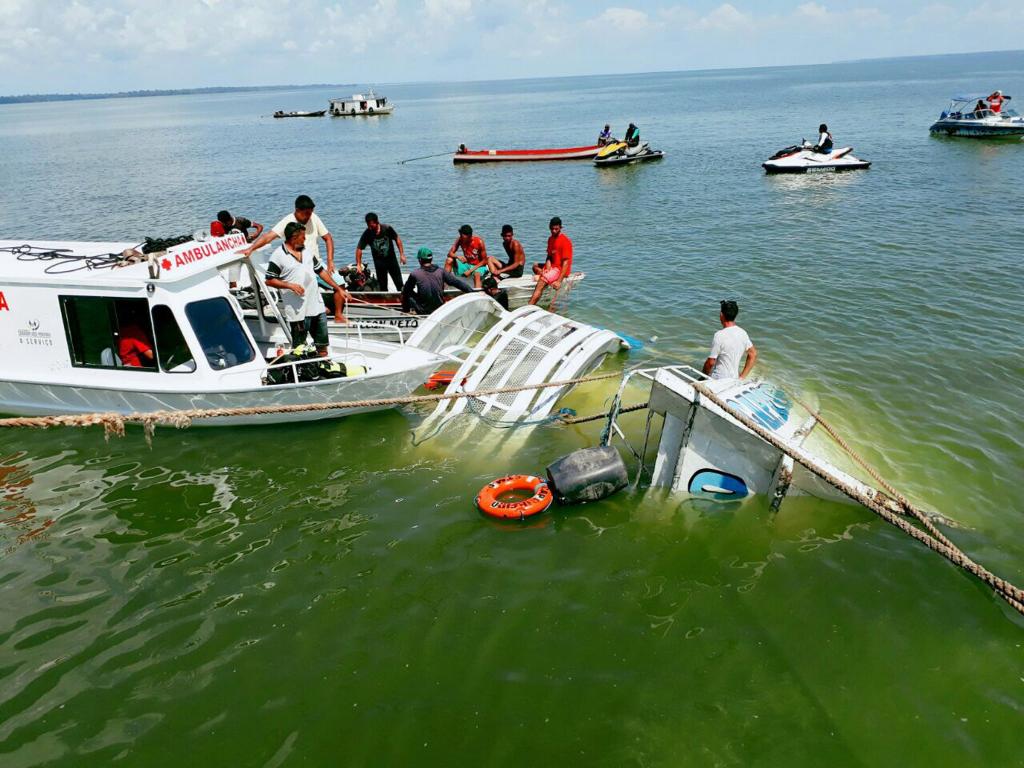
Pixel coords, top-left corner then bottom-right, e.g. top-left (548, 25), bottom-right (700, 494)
top-left (987, 90), bottom-right (1008, 113)
top-left (445, 224), bottom-right (490, 288)
top-left (529, 216), bottom-right (572, 305)
top-left (117, 319), bottom-right (155, 368)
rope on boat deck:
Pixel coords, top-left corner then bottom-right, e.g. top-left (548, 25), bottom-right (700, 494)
top-left (693, 383), bottom-right (1024, 618)
top-left (0, 371), bottom-right (626, 440)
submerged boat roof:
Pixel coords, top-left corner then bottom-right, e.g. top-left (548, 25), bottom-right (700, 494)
top-left (0, 234), bottom-right (248, 286)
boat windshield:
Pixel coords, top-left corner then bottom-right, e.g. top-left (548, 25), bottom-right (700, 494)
top-left (185, 297), bottom-right (255, 370)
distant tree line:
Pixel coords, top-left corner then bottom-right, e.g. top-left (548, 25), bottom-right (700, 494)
top-left (0, 84), bottom-right (350, 105)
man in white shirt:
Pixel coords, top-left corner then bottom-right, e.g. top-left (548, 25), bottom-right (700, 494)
top-left (241, 194), bottom-right (336, 273)
top-left (263, 222), bottom-right (346, 356)
top-left (703, 300), bottom-right (757, 380)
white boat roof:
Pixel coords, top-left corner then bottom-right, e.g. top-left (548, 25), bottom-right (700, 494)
top-left (0, 234), bottom-right (248, 286)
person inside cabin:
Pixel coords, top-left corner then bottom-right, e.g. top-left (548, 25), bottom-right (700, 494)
top-left (401, 247), bottom-right (474, 314)
top-left (529, 216), bottom-right (572, 306)
top-left (813, 124), bottom-right (833, 153)
top-left (217, 210), bottom-right (263, 243)
top-left (703, 300), bottom-right (757, 381)
top-left (264, 222), bottom-right (347, 356)
top-left (481, 275), bottom-right (510, 311)
top-left (624, 123), bottom-right (640, 147)
top-left (489, 224), bottom-right (525, 279)
top-left (242, 194), bottom-right (336, 274)
top-left (445, 224), bottom-right (490, 289)
top-left (597, 124), bottom-right (614, 146)
top-left (987, 90), bottom-right (1008, 113)
top-left (117, 305), bottom-right (155, 368)
top-left (355, 212), bottom-right (406, 291)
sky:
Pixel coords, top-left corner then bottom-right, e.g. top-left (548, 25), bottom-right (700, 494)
top-left (1, 0), bottom-right (1022, 94)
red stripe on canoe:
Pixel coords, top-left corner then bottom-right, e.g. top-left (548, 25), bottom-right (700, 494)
top-left (454, 145), bottom-right (602, 163)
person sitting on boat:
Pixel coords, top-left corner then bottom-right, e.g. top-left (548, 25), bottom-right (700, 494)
top-left (457, 143), bottom-right (468, 154)
top-left (597, 124), bottom-right (614, 146)
top-left (489, 224), bottom-right (525, 279)
top-left (624, 123), bottom-right (640, 148)
top-left (813, 124), bottom-right (833, 154)
top-left (217, 210), bottom-right (263, 243)
top-left (116, 307), bottom-right (155, 369)
top-left (356, 212), bottom-right (406, 292)
top-left (702, 300), bottom-right (757, 381)
top-left (265, 222), bottom-right (347, 357)
top-left (445, 224), bottom-right (490, 289)
top-left (402, 247), bottom-right (474, 314)
top-left (975, 99), bottom-right (988, 115)
top-left (481, 274), bottom-right (510, 310)
top-left (242, 194), bottom-right (336, 274)
top-left (987, 90), bottom-right (1008, 113)
top-left (529, 216), bottom-right (572, 306)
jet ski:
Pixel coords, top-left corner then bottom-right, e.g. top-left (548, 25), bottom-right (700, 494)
top-left (762, 140), bottom-right (870, 174)
top-left (594, 142), bottom-right (665, 167)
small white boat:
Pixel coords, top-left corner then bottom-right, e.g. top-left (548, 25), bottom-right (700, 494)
top-left (929, 94), bottom-right (1024, 138)
top-left (0, 235), bottom-right (459, 426)
top-left (763, 141), bottom-right (870, 174)
top-left (329, 89), bottom-right (393, 116)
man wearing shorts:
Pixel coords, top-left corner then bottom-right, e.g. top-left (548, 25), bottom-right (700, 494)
top-left (445, 224), bottom-right (489, 288)
top-left (264, 222), bottom-right (347, 356)
top-left (489, 224), bottom-right (525, 279)
top-left (529, 216), bottom-right (573, 305)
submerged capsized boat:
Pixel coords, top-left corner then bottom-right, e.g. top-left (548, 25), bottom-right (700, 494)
top-left (763, 141), bottom-right (870, 174)
top-left (929, 94), bottom-right (1024, 137)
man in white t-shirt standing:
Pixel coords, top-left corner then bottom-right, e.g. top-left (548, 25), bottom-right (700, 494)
top-left (241, 194), bottom-right (336, 273)
top-left (703, 300), bottom-right (757, 380)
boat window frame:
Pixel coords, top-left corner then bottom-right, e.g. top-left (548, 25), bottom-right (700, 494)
top-left (58, 294), bottom-right (159, 372)
top-left (184, 296), bottom-right (256, 371)
top-left (150, 304), bottom-right (197, 374)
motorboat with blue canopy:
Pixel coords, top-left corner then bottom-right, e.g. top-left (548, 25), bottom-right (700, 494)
top-left (929, 94), bottom-right (1024, 137)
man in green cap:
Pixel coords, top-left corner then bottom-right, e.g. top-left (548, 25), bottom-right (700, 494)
top-left (401, 247), bottom-right (474, 314)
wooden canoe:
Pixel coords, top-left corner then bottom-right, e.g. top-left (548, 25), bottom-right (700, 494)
top-left (453, 145), bottom-right (602, 163)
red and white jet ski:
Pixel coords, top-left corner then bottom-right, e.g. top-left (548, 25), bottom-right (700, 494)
top-left (762, 140), bottom-right (870, 174)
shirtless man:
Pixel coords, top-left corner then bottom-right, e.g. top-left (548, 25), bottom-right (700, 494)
top-left (489, 224), bottom-right (525, 279)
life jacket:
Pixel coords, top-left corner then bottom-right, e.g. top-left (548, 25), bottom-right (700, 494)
top-left (989, 94), bottom-right (1004, 113)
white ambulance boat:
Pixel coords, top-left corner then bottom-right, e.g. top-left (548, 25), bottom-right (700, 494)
top-left (0, 235), bottom-right (452, 426)
top-left (328, 89), bottom-right (394, 116)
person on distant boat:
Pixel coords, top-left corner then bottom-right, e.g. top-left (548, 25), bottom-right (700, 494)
top-left (242, 194), bottom-right (336, 274)
top-left (481, 274), bottom-right (510, 310)
top-left (597, 124), bottom-right (614, 146)
top-left (624, 123), bottom-right (640, 148)
top-left (217, 210), bottom-right (263, 243)
top-left (703, 300), bottom-right (757, 381)
top-left (402, 247), bottom-right (474, 314)
top-left (356, 212), bottom-right (406, 291)
top-left (987, 90), bottom-right (1008, 113)
top-left (445, 224), bottom-right (490, 289)
top-left (975, 99), bottom-right (988, 115)
top-left (529, 216), bottom-right (572, 306)
top-left (264, 222), bottom-right (347, 356)
top-left (813, 124), bottom-right (833, 154)
top-left (458, 143), bottom-right (468, 154)
top-left (489, 224), bottom-right (525, 279)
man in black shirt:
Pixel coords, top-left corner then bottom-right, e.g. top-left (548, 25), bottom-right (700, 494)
top-left (401, 248), bottom-right (473, 314)
top-left (217, 210), bottom-right (263, 242)
top-left (356, 212), bottom-right (406, 291)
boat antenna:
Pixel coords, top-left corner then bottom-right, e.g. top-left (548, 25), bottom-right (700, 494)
top-left (398, 150), bottom-right (456, 165)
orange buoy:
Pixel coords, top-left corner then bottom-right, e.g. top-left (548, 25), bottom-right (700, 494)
top-left (424, 369), bottom-right (458, 390)
top-left (475, 475), bottom-right (553, 521)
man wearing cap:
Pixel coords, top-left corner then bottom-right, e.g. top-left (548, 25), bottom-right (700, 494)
top-left (703, 300), bottom-right (757, 380)
top-left (264, 222), bottom-right (347, 356)
top-left (242, 195), bottom-right (336, 273)
top-left (355, 212), bottom-right (406, 291)
top-left (402, 247), bottom-right (474, 314)
top-left (445, 224), bottom-right (489, 289)
top-left (528, 216), bottom-right (572, 306)
top-left (987, 90), bottom-right (1009, 114)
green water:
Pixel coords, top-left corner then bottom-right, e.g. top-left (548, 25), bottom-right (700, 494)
top-left (2, 52), bottom-right (1023, 765)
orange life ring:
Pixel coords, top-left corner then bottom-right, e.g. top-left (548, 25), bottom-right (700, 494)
top-left (476, 475), bottom-right (553, 520)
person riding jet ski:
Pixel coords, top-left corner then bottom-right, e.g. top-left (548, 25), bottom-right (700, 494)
top-left (624, 123), bottom-right (641, 148)
top-left (813, 124), bottom-right (833, 154)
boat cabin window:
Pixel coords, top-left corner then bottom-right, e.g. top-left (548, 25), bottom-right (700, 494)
top-left (185, 297), bottom-right (255, 370)
top-left (59, 295), bottom-right (157, 371)
top-left (151, 305), bottom-right (197, 373)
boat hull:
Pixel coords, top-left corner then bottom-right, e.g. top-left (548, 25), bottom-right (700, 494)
top-left (594, 150), bottom-right (665, 167)
top-left (454, 145), bottom-right (602, 163)
top-left (928, 120), bottom-right (1024, 138)
top-left (763, 161), bottom-right (871, 174)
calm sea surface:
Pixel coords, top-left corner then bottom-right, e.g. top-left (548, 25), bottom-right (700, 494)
top-left (1, 51), bottom-right (1023, 766)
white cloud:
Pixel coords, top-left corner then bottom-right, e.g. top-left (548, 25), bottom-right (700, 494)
top-left (587, 7), bottom-right (657, 32)
top-left (691, 4), bottom-right (753, 33)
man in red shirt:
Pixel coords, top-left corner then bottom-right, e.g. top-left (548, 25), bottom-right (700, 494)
top-left (118, 322), bottom-right (155, 368)
top-left (445, 224), bottom-right (490, 288)
top-left (529, 216), bottom-right (572, 305)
